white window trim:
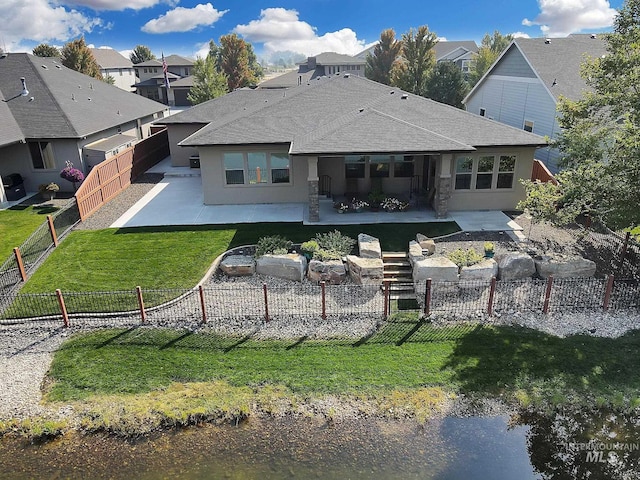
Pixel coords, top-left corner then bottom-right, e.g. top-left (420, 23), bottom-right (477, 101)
top-left (454, 154), bottom-right (517, 191)
top-left (223, 152), bottom-right (292, 187)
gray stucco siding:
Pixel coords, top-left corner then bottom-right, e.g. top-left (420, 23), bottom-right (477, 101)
top-left (168, 124), bottom-right (204, 167)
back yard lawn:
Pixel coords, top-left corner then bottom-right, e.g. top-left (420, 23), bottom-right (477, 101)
top-left (0, 204), bottom-right (59, 261)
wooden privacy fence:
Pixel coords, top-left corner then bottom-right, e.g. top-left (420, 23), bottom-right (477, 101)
top-left (531, 159), bottom-right (558, 185)
top-left (75, 128), bottom-right (169, 221)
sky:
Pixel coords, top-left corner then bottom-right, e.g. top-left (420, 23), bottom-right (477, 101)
top-left (0, 0), bottom-right (626, 61)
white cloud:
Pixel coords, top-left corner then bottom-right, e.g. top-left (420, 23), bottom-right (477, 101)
top-left (141, 3), bottom-right (228, 34)
top-left (0, 0), bottom-right (101, 52)
top-left (62, 0), bottom-right (176, 11)
top-left (522, 0), bottom-right (617, 37)
top-left (234, 8), bottom-right (367, 56)
top-left (511, 32), bottom-right (531, 39)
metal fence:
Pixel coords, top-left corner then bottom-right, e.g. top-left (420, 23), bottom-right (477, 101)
top-left (1, 276), bottom-right (638, 330)
top-left (0, 199), bottom-right (80, 294)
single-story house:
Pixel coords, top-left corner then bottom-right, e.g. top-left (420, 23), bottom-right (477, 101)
top-left (160, 74), bottom-right (546, 221)
top-left (0, 53), bottom-right (169, 206)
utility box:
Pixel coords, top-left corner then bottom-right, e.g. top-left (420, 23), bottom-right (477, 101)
top-left (83, 134), bottom-right (137, 170)
top-left (189, 155), bottom-right (200, 169)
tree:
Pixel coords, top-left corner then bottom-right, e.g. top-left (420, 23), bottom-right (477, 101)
top-left (103, 74), bottom-right (116, 85)
top-left (391, 25), bottom-right (438, 96)
top-left (523, 0), bottom-right (640, 230)
top-left (61, 37), bottom-right (102, 80)
top-left (219, 34), bottom-right (257, 90)
top-left (246, 42), bottom-right (264, 82)
top-left (365, 29), bottom-right (403, 85)
top-left (187, 55), bottom-right (228, 105)
top-left (468, 30), bottom-right (513, 86)
top-left (424, 61), bottom-right (469, 108)
top-left (33, 43), bottom-right (60, 57)
top-left (130, 45), bottom-right (155, 64)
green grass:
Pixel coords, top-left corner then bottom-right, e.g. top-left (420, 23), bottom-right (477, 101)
top-left (46, 321), bottom-right (640, 410)
top-left (20, 222), bottom-right (458, 294)
top-left (0, 204), bottom-right (59, 260)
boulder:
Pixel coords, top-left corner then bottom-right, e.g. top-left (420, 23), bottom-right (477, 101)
top-left (413, 256), bottom-right (459, 284)
top-left (460, 259), bottom-right (498, 281)
top-left (256, 254), bottom-right (307, 282)
top-left (358, 233), bottom-right (382, 259)
top-left (534, 255), bottom-right (596, 279)
top-left (219, 255), bottom-right (255, 276)
top-left (346, 255), bottom-right (384, 285)
top-left (497, 252), bottom-right (536, 280)
top-left (307, 259), bottom-right (347, 284)
top-left (416, 233), bottom-right (436, 255)
top-left (408, 240), bottom-right (425, 267)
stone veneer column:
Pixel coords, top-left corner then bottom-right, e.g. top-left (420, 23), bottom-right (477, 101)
top-left (308, 156), bottom-right (320, 222)
top-left (435, 154), bottom-right (452, 218)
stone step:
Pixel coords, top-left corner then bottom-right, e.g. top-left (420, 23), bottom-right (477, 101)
top-left (384, 277), bottom-right (413, 283)
top-left (383, 261), bottom-right (411, 268)
top-left (384, 271), bottom-right (412, 279)
top-left (382, 252), bottom-right (408, 259)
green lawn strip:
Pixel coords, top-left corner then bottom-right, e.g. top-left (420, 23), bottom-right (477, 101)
top-left (46, 323), bottom-right (640, 411)
top-left (0, 205), bottom-right (59, 260)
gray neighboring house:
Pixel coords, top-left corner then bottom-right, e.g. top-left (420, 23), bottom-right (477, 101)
top-left (133, 54), bottom-right (195, 106)
top-left (0, 53), bottom-right (168, 206)
top-left (259, 52), bottom-right (366, 89)
top-left (160, 74), bottom-right (545, 221)
top-left (463, 34), bottom-right (607, 173)
top-left (90, 48), bottom-right (137, 92)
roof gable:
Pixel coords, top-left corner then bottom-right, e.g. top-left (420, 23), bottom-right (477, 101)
top-left (90, 48), bottom-right (133, 69)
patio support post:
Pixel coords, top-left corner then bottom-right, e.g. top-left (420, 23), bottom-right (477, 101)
top-left (307, 156), bottom-right (320, 222)
top-left (435, 154), bottom-right (452, 219)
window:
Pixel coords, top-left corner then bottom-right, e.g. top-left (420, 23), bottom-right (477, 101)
top-left (154, 67), bottom-right (158, 73)
top-left (461, 60), bottom-right (470, 73)
top-left (475, 156), bottom-right (495, 189)
top-left (184, 68), bottom-right (189, 76)
top-left (144, 68), bottom-right (148, 73)
top-left (497, 155), bottom-right (516, 189)
top-left (345, 155), bottom-right (365, 178)
top-left (369, 155), bottom-right (390, 178)
top-left (271, 153), bottom-right (290, 183)
top-left (28, 142), bottom-right (56, 170)
top-left (224, 153), bottom-right (245, 185)
top-left (247, 152), bottom-right (267, 184)
top-left (119, 69), bottom-right (123, 76)
top-left (394, 156), bottom-right (414, 177)
top-left (479, 108), bottom-right (486, 117)
top-left (454, 156), bottom-right (473, 190)
top-left (524, 120), bottom-right (534, 132)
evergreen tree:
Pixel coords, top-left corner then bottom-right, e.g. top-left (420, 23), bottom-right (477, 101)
top-left (187, 55), bottom-right (228, 105)
top-left (391, 25), bottom-right (438, 96)
top-left (32, 43), bottom-right (60, 57)
top-left (219, 34), bottom-right (256, 90)
top-left (61, 37), bottom-right (102, 80)
top-left (130, 45), bottom-right (155, 64)
top-left (424, 61), bottom-right (469, 108)
top-left (365, 29), bottom-right (402, 85)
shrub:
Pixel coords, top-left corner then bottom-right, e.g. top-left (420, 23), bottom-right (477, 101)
top-left (314, 230), bottom-right (356, 258)
top-left (300, 240), bottom-right (319, 254)
top-left (38, 182), bottom-right (59, 193)
top-left (255, 235), bottom-right (292, 257)
top-left (484, 241), bottom-right (494, 253)
top-left (447, 248), bottom-right (483, 268)
top-left (313, 249), bottom-right (342, 261)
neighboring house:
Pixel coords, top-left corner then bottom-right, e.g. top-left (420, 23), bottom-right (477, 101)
top-left (463, 34), bottom-right (607, 173)
top-left (90, 48), bottom-right (137, 92)
top-left (355, 40), bottom-right (478, 74)
top-left (259, 52), bottom-right (366, 89)
top-left (133, 54), bottom-right (195, 106)
top-left (159, 75), bottom-right (545, 222)
top-left (0, 53), bottom-right (168, 206)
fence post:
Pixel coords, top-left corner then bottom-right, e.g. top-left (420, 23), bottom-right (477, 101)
top-left (543, 276), bottom-right (554, 314)
top-left (424, 278), bottom-right (432, 316)
top-left (263, 283), bottom-right (270, 323)
top-left (487, 277), bottom-right (497, 316)
top-left (136, 286), bottom-right (146, 323)
top-left (56, 289), bottom-right (69, 328)
top-left (13, 247), bottom-right (27, 282)
top-left (321, 281), bottom-right (327, 320)
top-left (47, 215), bottom-right (59, 247)
top-left (619, 231), bottom-right (631, 269)
top-left (603, 275), bottom-right (615, 311)
top-left (199, 285), bottom-right (207, 324)
top-left (383, 280), bottom-right (390, 319)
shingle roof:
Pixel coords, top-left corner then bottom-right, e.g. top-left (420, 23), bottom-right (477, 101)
top-left (0, 53), bottom-right (167, 139)
top-left (433, 41), bottom-right (478, 60)
top-left (0, 88), bottom-right (24, 147)
top-left (258, 67), bottom-right (322, 89)
top-left (514, 34), bottom-right (607, 101)
top-left (179, 74), bottom-right (546, 154)
top-left (136, 54), bottom-right (194, 67)
top-left (90, 48), bottom-right (133, 69)
top-left (311, 52), bottom-right (366, 65)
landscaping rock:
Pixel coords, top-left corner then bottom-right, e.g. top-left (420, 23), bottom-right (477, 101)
top-left (416, 233), bottom-right (436, 255)
top-left (460, 259), bottom-right (498, 281)
top-left (219, 255), bottom-right (256, 277)
top-left (534, 255), bottom-right (597, 279)
top-left (346, 255), bottom-right (384, 285)
top-left (497, 252), bottom-right (536, 280)
top-left (413, 256), bottom-right (459, 284)
top-left (408, 240), bottom-right (425, 266)
top-left (256, 254), bottom-right (307, 282)
top-left (358, 233), bottom-right (382, 259)
top-left (307, 259), bottom-right (347, 284)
